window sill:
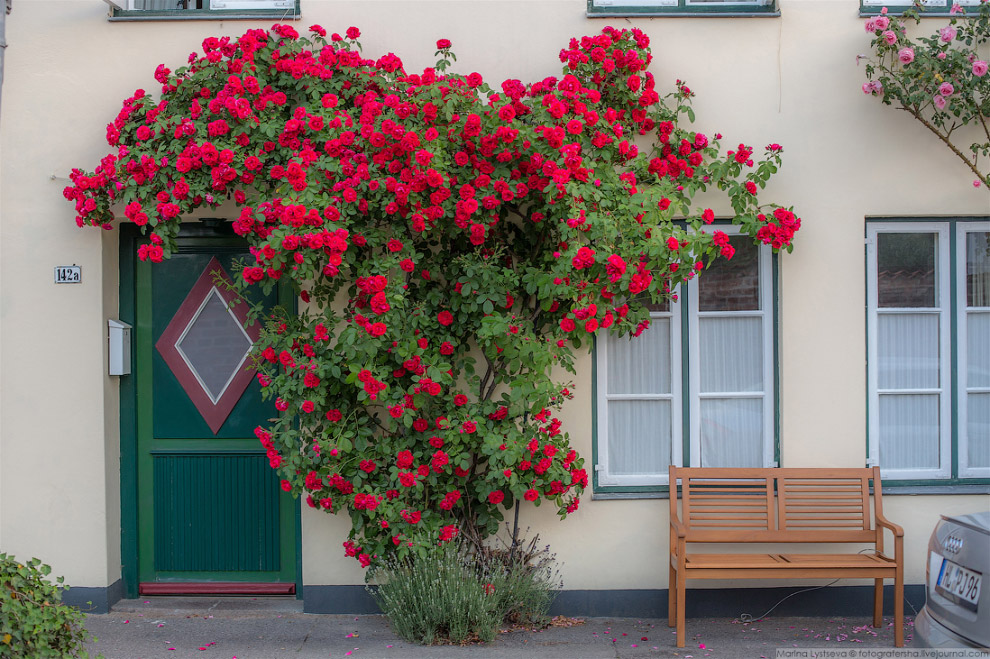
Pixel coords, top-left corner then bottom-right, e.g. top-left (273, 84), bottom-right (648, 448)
top-left (593, 490), bottom-right (670, 500)
top-left (587, 10), bottom-right (779, 17)
top-left (881, 484), bottom-right (990, 495)
top-left (108, 8), bottom-right (298, 20)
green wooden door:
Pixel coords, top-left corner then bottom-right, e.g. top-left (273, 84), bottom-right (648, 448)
top-left (126, 226), bottom-right (296, 594)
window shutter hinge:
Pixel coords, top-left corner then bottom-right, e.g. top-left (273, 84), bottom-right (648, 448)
top-left (594, 464), bottom-right (604, 472)
top-left (865, 458), bottom-right (878, 468)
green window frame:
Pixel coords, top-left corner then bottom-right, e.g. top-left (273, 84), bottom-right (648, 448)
top-left (592, 228), bottom-right (780, 496)
top-left (105, 0), bottom-right (299, 21)
top-left (865, 217), bottom-right (990, 487)
top-left (587, 0), bottom-right (778, 17)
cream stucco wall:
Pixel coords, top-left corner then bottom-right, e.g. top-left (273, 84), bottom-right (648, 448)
top-left (0, 0), bottom-right (987, 596)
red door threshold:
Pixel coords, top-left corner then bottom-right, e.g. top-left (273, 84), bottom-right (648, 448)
top-left (139, 583), bottom-right (295, 595)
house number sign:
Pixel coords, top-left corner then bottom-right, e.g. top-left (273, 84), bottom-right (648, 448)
top-left (54, 265), bottom-right (82, 284)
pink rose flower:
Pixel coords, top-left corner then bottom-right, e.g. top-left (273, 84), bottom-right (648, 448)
top-left (939, 26), bottom-right (957, 42)
top-left (934, 95), bottom-right (947, 110)
top-left (862, 80), bottom-right (883, 95)
top-left (938, 82), bottom-right (954, 97)
top-left (973, 60), bottom-right (989, 77)
top-left (883, 30), bottom-right (897, 45)
top-left (874, 15), bottom-right (890, 29)
top-left (898, 48), bottom-right (915, 64)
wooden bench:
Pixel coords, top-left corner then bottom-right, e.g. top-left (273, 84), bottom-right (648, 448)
top-left (668, 466), bottom-right (904, 647)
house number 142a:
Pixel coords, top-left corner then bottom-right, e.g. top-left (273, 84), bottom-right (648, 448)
top-left (54, 266), bottom-right (82, 284)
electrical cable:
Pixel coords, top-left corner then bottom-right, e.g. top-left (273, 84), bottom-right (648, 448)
top-left (737, 549), bottom-right (915, 623)
top-left (738, 579), bottom-right (841, 623)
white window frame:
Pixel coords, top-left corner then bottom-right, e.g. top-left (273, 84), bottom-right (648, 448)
top-left (687, 230), bottom-right (775, 469)
top-left (956, 223), bottom-right (990, 479)
top-left (104, 0), bottom-right (295, 18)
top-left (595, 228), bottom-right (776, 488)
top-left (595, 301), bottom-right (683, 487)
top-left (867, 222), bottom-right (952, 480)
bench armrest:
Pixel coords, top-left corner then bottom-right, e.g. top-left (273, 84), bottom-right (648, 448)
top-left (875, 514), bottom-right (904, 537)
top-left (670, 518), bottom-right (688, 538)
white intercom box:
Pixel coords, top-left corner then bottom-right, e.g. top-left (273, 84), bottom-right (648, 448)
top-left (108, 319), bottom-right (132, 376)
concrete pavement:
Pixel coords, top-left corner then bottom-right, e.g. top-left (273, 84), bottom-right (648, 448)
top-left (81, 597), bottom-right (917, 658)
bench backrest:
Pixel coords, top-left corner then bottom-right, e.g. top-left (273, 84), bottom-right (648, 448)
top-left (669, 467), bottom-right (883, 543)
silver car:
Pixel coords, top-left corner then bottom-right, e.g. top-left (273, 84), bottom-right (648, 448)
top-left (915, 511), bottom-right (989, 650)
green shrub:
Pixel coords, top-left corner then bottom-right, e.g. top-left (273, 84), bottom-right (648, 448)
top-left (478, 535), bottom-right (561, 629)
top-left (0, 553), bottom-right (92, 658)
top-left (370, 534), bottom-right (561, 645)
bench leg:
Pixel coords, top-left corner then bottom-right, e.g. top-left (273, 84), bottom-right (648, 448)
top-left (873, 578), bottom-right (883, 628)
top-left (668, 564), bottom-right (676, 628)
top-left (675, 571), bottom-right (686, 648)
top-left (894, 575), bottom-right (904, 647)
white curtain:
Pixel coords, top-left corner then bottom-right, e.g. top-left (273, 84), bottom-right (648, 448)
top-left (965, 232), bottom-right (989, 470)
top-left (698, 317), bottom-right (762, 392)
top-left (878, 314), bottom-right (940, 389)
top-left (875, 313), bottom-right (941, 470)
top-left (697, 316), bottom-right (764, 467)
top-left (968, 393), bottom-right (990, 469)
top-left (879, 394), bottom-right (941, 469)
top-left (607, 400), bottom-right (672, 475)
top-left (605, 319), bottom-right (673, 476)
top-left (607, 320), bottom-right (670, 394)
top-left (134, 0), bottom-right (188, 8)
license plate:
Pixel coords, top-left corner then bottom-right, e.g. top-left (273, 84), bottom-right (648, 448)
top-left (936, 556), bottom-right (982, 612)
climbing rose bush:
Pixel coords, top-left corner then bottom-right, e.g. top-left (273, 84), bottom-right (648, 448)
top-left (862, 1), bottom-right (990, 188)
top-left (65, 24), bottom-right (801, 568)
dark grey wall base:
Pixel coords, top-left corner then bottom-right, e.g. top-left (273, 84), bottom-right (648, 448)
top-left (550, 585), bottom-right (926, 619)
top-left (303, 585), bottom-right (379, 614)
top-left (63, 579), bottom-right (124, 614)
top-left (301, 584), bottom-right (926, 619)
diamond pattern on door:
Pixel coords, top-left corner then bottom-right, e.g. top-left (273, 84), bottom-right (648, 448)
top-left (155, 257), bottom-right (260, 434)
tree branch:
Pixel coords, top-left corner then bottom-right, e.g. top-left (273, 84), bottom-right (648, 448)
top-left (900, 105), bottom-right (990, 188)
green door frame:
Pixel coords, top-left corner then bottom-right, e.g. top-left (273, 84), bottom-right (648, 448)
top-left (118, 223), bottom-right (302, 599)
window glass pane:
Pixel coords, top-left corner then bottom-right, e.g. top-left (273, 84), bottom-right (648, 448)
top-left (699, 236), bottom-right (760, 312)
top-left (606, 318), bottom-right (671, 395)
top-left (966, 231), bottom-right (990, 308)
top-left (607, 400), bottom-right (672, 475)
top-left (175, 290), bottom-right (254, 404)
top-left (593, 0), bottom-right (678, 6)
top-left (132, 0), bottom-right (198, 7)
top-left (698, 317), bottom-right (762, 392)
top-left (877, 313), bottom-right (940, 389)
top-left (877, 232), bottom-right (937, 308)
top-left (878, 394), bottom-right (940, 469)
top-left (699, 398), bottom-right (763, 467)
top-left (968, 311), bottom-right (990, 388)
top-left (967, 393), bottom-right (990, 469)
top-left (632, 293), bottom-right (669, 313)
